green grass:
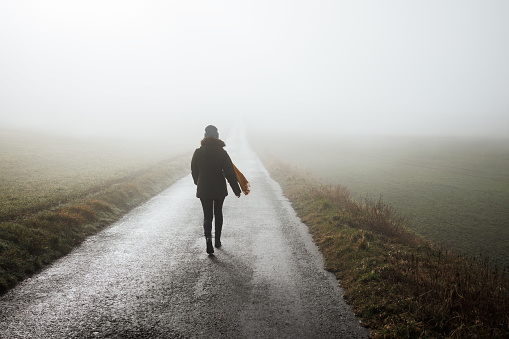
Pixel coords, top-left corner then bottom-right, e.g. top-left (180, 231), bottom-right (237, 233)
top-left (0, 129), bottom-right (190, 294)
top-left (251, 134), bottom-right (509, 267)
top-left (0, 129), bottom-right (184, 221)
top-left (261, 156), bottom-right (509, 338)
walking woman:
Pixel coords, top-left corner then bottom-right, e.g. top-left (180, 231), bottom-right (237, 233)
top-left (191, 125), bottom-right (241, 255)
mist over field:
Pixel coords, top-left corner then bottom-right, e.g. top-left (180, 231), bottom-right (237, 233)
top-left (1, 1), bottom-right (509, 263)
top-left (1, 0), bottom-right (508, 142)
top-left (2, 4), bottom-right (509, 335)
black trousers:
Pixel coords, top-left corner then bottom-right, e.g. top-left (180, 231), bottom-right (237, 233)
top-left (200, 197), bottom-right (225, 238)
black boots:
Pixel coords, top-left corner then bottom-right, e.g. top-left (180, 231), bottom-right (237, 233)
top-left (205, 233), bottom-right (221, 254)
top-left (215, 231), bottom-right (221, 248)
top-left (206, 237), bottom-right (214, 254)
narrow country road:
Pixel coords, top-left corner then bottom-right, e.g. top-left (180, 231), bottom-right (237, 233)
top-left (0, 129), bottom-right (369, 338)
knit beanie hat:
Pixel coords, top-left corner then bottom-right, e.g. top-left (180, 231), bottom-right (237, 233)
top-left (204, 125), bottom-right (219, 138)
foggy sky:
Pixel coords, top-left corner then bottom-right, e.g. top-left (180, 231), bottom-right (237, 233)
top-left (1, 0), bottom-right (508, 140)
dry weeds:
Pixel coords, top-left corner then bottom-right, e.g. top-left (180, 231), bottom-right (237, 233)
top-left (265, 157), bottom-right (509, 338)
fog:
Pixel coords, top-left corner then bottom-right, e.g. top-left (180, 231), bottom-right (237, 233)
top-left (1, 0), bottom-right (508, 142)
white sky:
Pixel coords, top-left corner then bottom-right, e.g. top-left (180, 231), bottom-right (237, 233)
top-left (1, 0), bottom-right (508, 140)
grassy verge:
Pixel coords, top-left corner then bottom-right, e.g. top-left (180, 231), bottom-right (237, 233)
top-left (0, 129), bottom-right (185, 221)
top-left (0, 156), bottom-right (189, 295)
top-left (263, 157), bottom-right (509, 338)
top-left (0, 129), bottom-right (193, 294)
top-left (250, 134), bottom-right (509, 267)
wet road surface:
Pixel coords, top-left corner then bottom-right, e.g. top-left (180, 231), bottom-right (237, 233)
top-left (0, 131), bottom-right (369, 338)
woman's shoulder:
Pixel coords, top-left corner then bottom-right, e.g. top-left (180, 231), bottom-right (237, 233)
top-left (200, 138), bottom-right (226, 148)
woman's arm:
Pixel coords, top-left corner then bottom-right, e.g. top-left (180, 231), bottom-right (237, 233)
top-left (223, 152), bottom-right (241, 197)
top-left (191, 150), bottom-right (199, 185)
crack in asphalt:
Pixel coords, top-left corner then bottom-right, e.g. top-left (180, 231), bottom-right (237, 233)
top-left (0, 131), bottom-right (369, 338)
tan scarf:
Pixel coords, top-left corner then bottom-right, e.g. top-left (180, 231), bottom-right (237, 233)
top-left (229, 155), bottom-right (250, 195)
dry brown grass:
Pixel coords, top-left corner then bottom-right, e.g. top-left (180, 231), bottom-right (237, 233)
top-left (264, 157), bottom-right (509, 338)
top-left (0, 157), bottom-right (188, 294)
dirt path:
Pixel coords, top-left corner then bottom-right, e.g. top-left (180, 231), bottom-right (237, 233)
top-left (0, 130), bottom-right (368, 338)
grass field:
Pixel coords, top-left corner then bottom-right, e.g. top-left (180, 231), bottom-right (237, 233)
top-left (251, 134), bottom-right (509, 267)
top-left (0, 128), bottom-right (190, 293)
top-left (261, 157), bottom-right (509, 338)
top-left (0, 129), bottom-right (187, 220)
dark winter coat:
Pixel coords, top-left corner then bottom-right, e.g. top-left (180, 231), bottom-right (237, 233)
top-left (191, 138), bottom-right (241, 199)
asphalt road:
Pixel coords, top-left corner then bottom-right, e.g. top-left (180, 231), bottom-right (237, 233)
top-left (0, 130), bottom-right (369, 338)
